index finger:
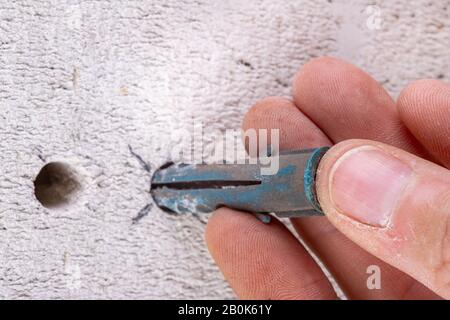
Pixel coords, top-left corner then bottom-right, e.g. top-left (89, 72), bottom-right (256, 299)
top-left (205, 208), bottom-right (337, 299)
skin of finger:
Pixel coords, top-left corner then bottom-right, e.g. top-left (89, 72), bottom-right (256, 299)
top-left (317, 139), bottom-right (450, 298)
top-left (243, 97), bottom-right (440, 299)
top-left (292, 56), bottom-right (428, 158)
top-left (205, 208), bottom-right (337, 300)
top-left (397, 79), bottom-right (450, 168)
top-left (242, 96), bottom-right (330, 150)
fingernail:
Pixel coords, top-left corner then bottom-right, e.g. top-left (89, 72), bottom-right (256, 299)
top-left (329, 147), bottom-right (412, 227)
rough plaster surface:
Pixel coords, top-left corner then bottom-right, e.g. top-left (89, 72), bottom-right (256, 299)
top-left (0, 0), bottom-right (449, 299)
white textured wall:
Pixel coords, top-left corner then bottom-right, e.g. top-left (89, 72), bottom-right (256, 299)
top-left (0, 0), bottom-right (448, 299)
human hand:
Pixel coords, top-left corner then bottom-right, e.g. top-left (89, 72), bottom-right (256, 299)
top-left (205, 57), bottom-right (450, 300)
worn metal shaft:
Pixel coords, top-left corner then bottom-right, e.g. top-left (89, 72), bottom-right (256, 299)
top-left (151, 147), bottom-right (329, 218)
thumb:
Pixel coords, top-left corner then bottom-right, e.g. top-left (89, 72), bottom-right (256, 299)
top-left (316, 139), bottom-right (450, 298)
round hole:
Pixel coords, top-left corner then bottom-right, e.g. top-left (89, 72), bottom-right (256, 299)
top-left (34, 162), bottom-right (82, 209)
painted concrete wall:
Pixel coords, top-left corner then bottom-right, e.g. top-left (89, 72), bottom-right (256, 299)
top-left (0, 0), bottom-right (448, 299)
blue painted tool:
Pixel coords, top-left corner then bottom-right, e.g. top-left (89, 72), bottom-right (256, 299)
top-left (150, 147), bottom-right (329, 218)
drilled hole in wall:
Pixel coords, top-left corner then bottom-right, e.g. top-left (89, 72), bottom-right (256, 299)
top-left (34, 162), bottom-right (82, 209)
